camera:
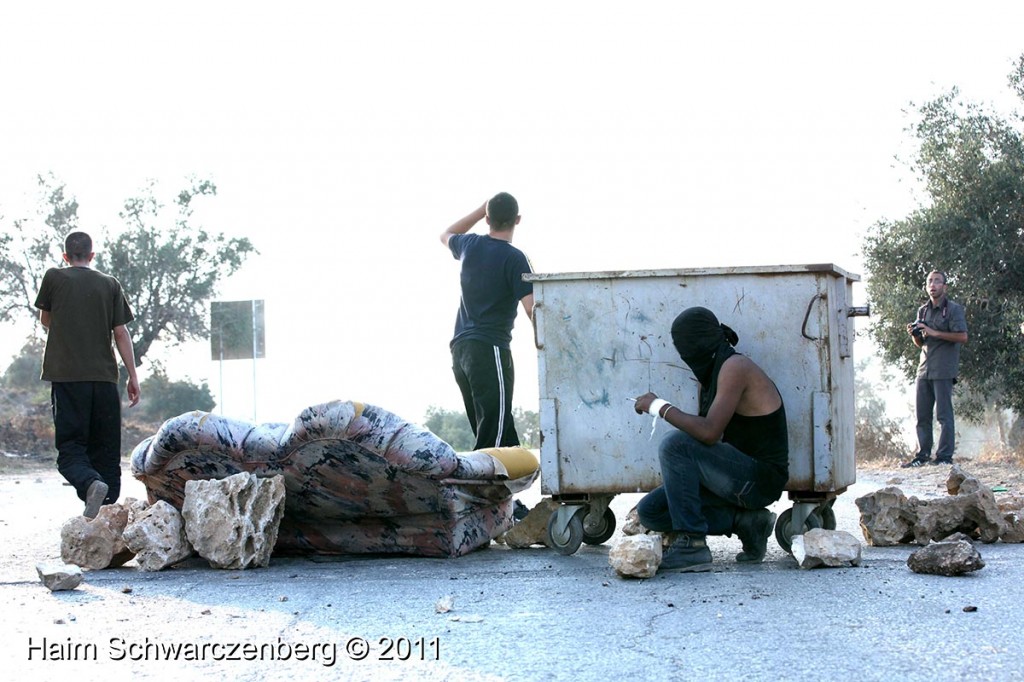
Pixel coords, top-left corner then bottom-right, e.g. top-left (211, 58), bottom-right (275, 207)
top-left (910, 322), bottom-right (924, 339)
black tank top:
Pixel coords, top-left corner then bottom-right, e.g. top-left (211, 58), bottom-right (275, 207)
top-left (722, 400), bottom-right (789, 478)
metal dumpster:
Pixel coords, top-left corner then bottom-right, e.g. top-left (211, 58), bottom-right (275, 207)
top-left (524, 264), bottom-right (867, 554)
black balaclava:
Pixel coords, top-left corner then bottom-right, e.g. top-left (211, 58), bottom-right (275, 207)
top-left (670, 307), bottom-right (739, 416)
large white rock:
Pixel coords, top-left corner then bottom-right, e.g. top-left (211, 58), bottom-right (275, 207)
top-left (792, 528), bottom-right (863, 569)
top-left (609, 534), bottom-right (662, 578)
top-left (60, 503), bottom-right (136, 570)
top-left (855, 486), bottom-right (917, 546)
top-left (182, 473), bottom-right (286, 569)
top-left (123, 500), bottom-right (193, 571)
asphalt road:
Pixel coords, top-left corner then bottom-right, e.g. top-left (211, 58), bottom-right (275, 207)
top-left (1, 469), bottom-right (1021, 682)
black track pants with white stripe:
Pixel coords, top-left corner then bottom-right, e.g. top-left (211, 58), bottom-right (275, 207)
top-left (451, 338), bottom-right (520, 450)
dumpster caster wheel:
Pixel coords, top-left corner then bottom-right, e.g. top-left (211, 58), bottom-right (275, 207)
top-left (547, 508), bottom-right (584, 555)
top-left (818, 504), bottom-right (837, 531)
top-left (582, 507), bottom-right (617, 546)
top-left (774, 508), bottom-right (822, 555)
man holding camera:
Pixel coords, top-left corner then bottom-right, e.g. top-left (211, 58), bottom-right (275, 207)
top-left (902, 270), bottom-right (968, 468)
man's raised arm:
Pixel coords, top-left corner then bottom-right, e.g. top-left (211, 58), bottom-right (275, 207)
top-left (440, 202), bottom-right (487, 247)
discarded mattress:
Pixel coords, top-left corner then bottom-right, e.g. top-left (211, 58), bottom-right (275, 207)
top-left (130, 400), bottom-right (539, 558)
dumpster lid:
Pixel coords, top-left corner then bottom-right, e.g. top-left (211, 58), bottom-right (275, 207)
top-left (524, 263), bottom-right (860, 283)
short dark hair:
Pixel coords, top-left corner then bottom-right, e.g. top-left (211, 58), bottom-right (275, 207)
top-left (487, 192), bottom-right (519, 230)
top-left (927, 270), bottom-right (948, 284)
top-left (64, 232), bottom-right (92, 261)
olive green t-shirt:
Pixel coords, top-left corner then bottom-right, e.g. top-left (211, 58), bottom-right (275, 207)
top-left (34, 266), bottom-right (134, 383)
top-left (915, 296), bottom-right (968, 380)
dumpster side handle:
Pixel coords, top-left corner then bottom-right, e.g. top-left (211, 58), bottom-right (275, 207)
top-left (532, 300), bottom-right (544, 350)
top-left (801, 293), bottom-right (826, 341)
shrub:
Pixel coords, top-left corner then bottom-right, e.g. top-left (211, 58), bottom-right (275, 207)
top-left (855, 362), bottom-right (911, 463)
top-left (137, 366), bottom-right (216, 423)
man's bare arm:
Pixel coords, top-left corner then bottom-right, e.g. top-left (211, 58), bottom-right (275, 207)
top-left (440, 202), bottom-right (487, 247)
top-left (633, 358), bottom-right (749, 445)
top-left (520, 293), bottom-right (535, 322)
top-left (113, 325), bottom-right (141, 407)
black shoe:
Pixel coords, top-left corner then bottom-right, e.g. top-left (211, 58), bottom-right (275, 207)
top-left (660, 534), bottom-right (713, 573)
top-left (901, 458), bottom-right (929, 468)
top-left (734, 509), bottom-right (776, 563)
top-left (83, 480), bottom-right (108, 519)
top-left (512, 499), bottom-right (530, 521)
top-left (930, 458), bottom-right (954, 466)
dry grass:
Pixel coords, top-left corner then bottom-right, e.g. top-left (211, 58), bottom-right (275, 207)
top-left (0, 405), bottom-right (161, 475)
top-left (973, 442), bottom-right (1024, 467)
top-left (0, 451), bottom-right (56, 475)
top-left (858, 449), bottom-right (1024, 497)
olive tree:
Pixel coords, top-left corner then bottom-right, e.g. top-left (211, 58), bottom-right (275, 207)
top-left (96, 177), bottom-right (256, 364)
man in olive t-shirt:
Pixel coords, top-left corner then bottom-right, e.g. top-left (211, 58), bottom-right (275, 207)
top-left (34, 231), bottom-right (140, 518)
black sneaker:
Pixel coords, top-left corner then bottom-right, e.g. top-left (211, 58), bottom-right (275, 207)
top-left (512, 499), bottom-right (530, 522)
top-left (734, 509), bottom-right (777, 563)
top-left (900, 458), bottom-right (929, 468)
top-left (660, 534), bottom-right (713, 572)
top-left (930, 458), bottom-right (954, 466)
top-left (83, 480), bottom-right (109, 519)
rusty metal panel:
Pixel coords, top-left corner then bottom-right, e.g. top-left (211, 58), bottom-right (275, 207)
top-left (538, 398), bottom-right (560, 491)
top-left (827, 274), bottom-right (858, 490)
top-left (527, 264), bottom-right (860, 497)
top-left (812, 391), bottom-right (833, 490)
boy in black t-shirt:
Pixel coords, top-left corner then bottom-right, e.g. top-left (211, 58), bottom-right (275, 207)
top-left (440, 193), bottom-right (534, 450)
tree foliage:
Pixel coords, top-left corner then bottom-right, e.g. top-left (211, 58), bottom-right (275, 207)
top-left (424, 406), bottom-right (477, 451)
top-left (854, 360), bottom-right (910, 462)
top-left (0, 337), bottom-right (47, 401)
top-left (137, 364), bottom-right (216, 422)
top-left (423, 405), bottom-right (540, 451)
top-left (862, 54), bottom-right (1024, 419)
top-left (0, 174), bottom-right (79, 324)
top-left (96, 177), bottom-right (256, 364)
top-left (0, 174), bottom-right (256, 368)
top-left (0, 337), bottom-right (56, 458)
top-left (513, 407), bottom-right (541, 449)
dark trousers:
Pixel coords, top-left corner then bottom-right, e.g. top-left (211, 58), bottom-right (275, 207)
top-left (451, 339), bottom-right (520, 450)
top-left (637, 431), bottom-right (785, 536)
top-left (51, 381), bottom-right (121, 504)
top-left (916, 376), bottom-right (956, 460)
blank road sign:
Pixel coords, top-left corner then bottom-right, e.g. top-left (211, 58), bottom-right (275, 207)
top-left (210, 300), bottom-right (265, 360)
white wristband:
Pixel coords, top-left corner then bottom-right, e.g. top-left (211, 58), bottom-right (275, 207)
top-left (648, 398), bottom-right (670, 418)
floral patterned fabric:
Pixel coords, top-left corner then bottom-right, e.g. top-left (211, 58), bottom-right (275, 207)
top-left (130, 400), bottom-right (538, 558)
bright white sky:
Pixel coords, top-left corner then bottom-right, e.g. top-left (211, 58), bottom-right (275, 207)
top-left (2, 1), bottom-right (1022, 426)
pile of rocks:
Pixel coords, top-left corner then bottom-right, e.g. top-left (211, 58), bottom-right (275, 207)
top-left (855, 465), bottom-right (1024, 546)
top-left (855, 465), bottom-right (1024, 576)
top-left (43, 472), bottom-right (285, 589)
